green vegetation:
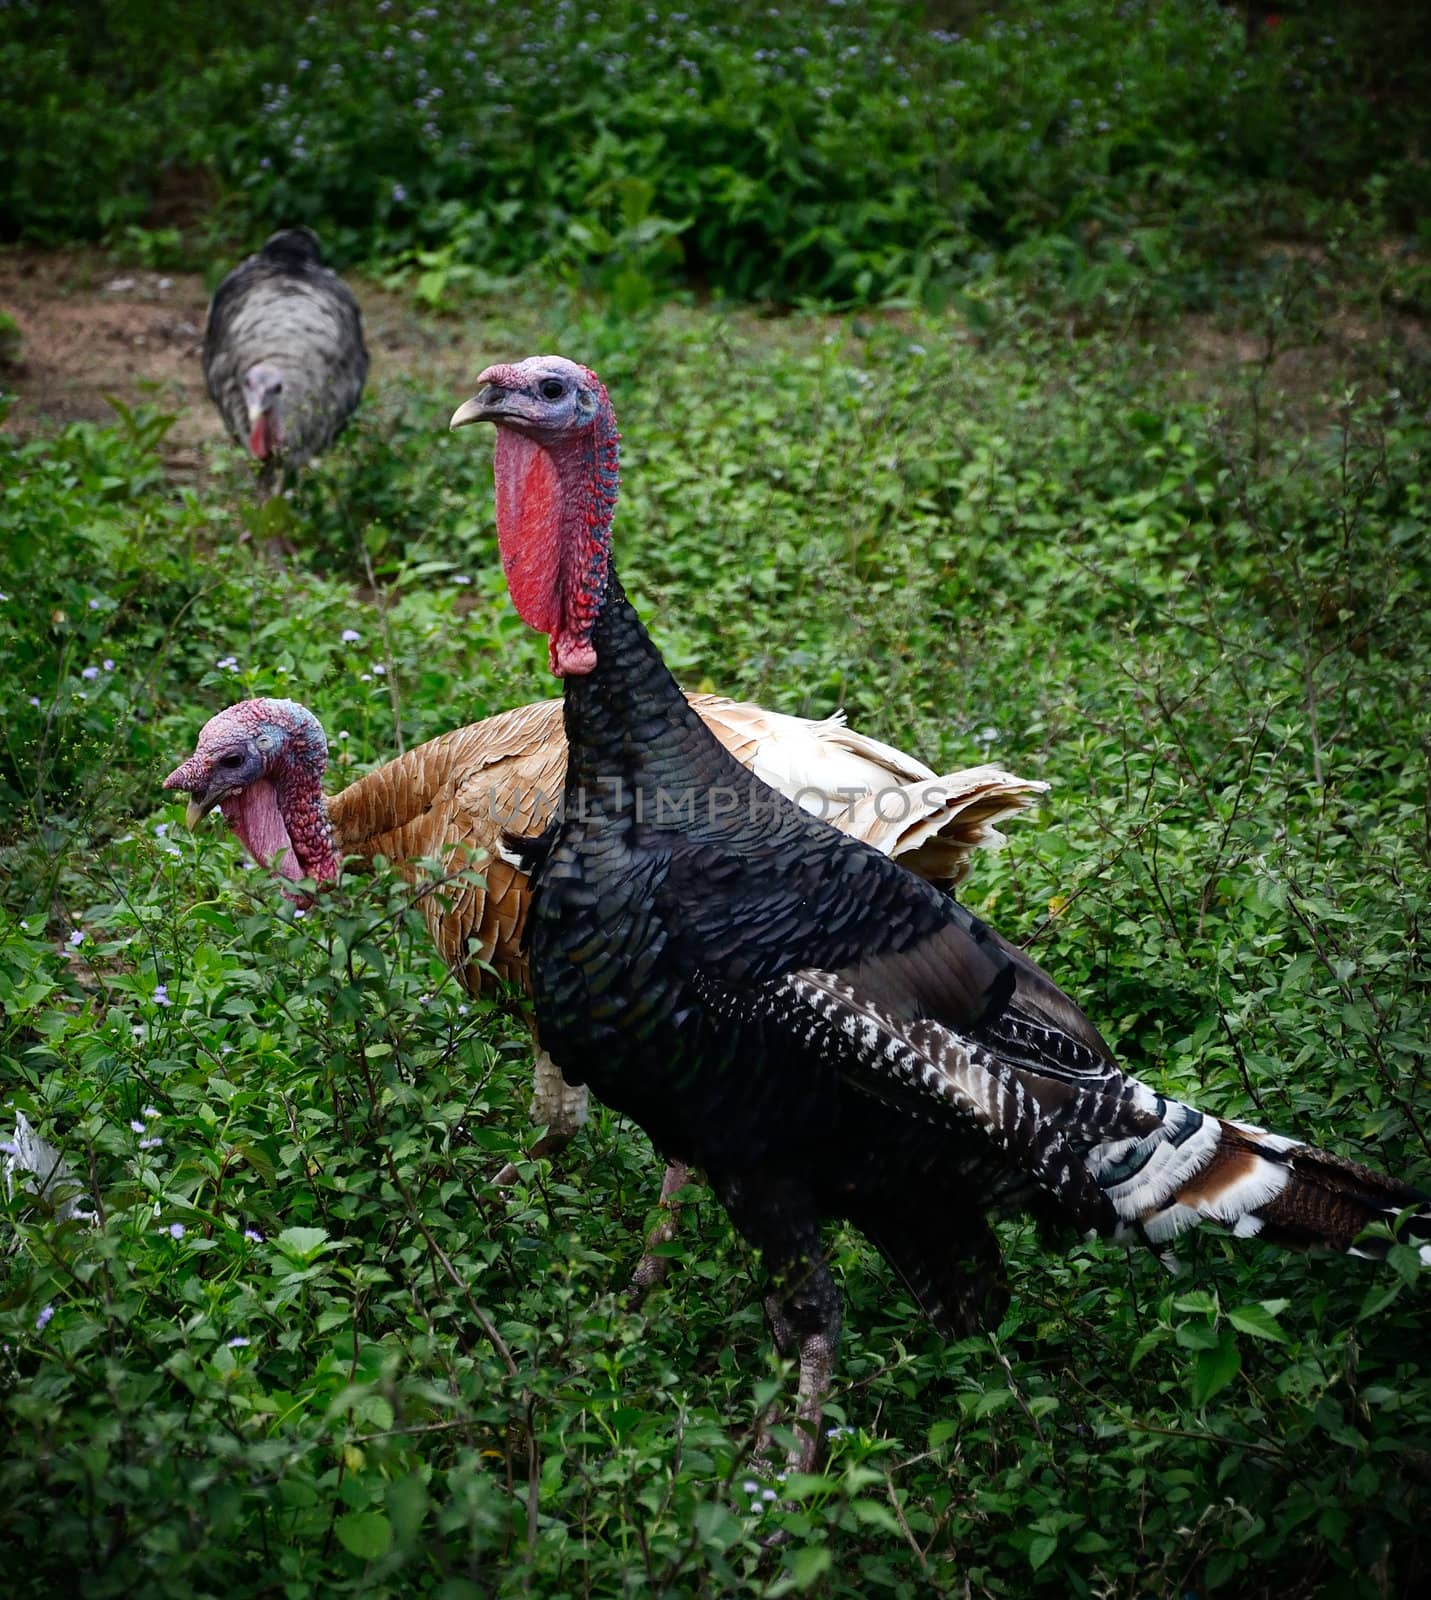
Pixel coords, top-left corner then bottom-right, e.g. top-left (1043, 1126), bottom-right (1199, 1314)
top-left (3, 289), bottom-right (1429, 1593)
top-left (4, 1), bottom-right (1429, 307)
top-left (4, 1), bottom-right (1431, 1595)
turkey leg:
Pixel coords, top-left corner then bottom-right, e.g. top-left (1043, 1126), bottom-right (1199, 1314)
top-left (628, 1159), bottom-right (692, 1297)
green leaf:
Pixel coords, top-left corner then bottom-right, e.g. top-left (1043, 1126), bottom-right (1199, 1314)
top-left (1191, 1331), bottom-right (1242, 1406)
top-left (784, 1546), bottom-right (832, 1590)
top-left (334, 1510), bottom-right (392, 1561)
top-left (1227, 1301), bottom-right (1289, 1342)
top-left (1028, 1533), bottom-right (1058, 1571)
top-left (276, 1227), bottom-right (331, 1261)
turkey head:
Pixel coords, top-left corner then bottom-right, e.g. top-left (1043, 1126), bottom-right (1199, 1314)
top-left (451, 356), bottom-right (618, 677)
top-left (163, 698), bottom-right (340, 895)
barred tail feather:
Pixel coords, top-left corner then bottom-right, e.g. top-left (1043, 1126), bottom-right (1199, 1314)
top-left (1093, 1100), bottom-right (1431, 1264)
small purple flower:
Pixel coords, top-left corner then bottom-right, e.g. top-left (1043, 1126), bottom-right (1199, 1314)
top-left (391, 183), bottom-right (407, 203)
top-left (341, 628), bottom-right (361, 643)
top-left (453, 574), bottom-right (472, 585)
top-left (338, 731), bottom-right (350, 742)
top-left (88, 598), bottom-right (102, 611)
top-left (243, 1228), bottom-right (263, 1243)
top-left (28, 696), bottom-right (40, 707)
top-left (139, 1136), bottom-right (163, 1151)
top-left (168, 1222), bottom-right (186, 1240)
top-left (81, 665), bottom-right (99, 681)
top-left (154, 823), bottom-right (168, 838)
top-left (103, 659), bottom-right (115, 672)
top-left (216, 656), bottom-right (239, 672)
top-left (153, 984), bottom-right (171, 1007)
top-left (35, 1304), bottom-right (54, 1331)
top-left (227, 1335), bottom-right (251, 1348)
top-left (144, 1106), bottom-right (160, 1119)
top-left (359, 673), bottom-right (372, 683)
top-left (130, 1119), bottom-right (147, 1133)
top-left (68, 929), bottom-right (84, 947)
top-left (373, 664), bottom-right (386, 676)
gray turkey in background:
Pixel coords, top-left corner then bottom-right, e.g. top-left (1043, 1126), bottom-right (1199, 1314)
top-left (202, 227), bottom-right (369, 498)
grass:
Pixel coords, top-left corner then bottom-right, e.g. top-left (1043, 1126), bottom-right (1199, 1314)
top-left (3, 0), bottom-right (1431, 1593)
top-left (2, 275), bottom-right (1429, 1596)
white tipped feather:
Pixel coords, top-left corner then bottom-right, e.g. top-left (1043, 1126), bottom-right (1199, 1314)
top-left (3, 1110), bottom-right (92, 1223)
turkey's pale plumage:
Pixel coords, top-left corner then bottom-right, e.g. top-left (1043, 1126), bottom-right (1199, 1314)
top-left (165, 694), bottom-right (1045, 1161)
top-left (203, 227), bottom-right (368, 497)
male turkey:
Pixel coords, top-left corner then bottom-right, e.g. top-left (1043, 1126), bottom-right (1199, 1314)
top-left (450, 355), bottom-right (1430, 1475)
top-left (202, 227), bottom-right (368, 498)
top-left (162, 693), bottom-right (1044, 1266)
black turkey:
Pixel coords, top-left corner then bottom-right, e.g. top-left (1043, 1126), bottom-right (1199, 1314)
top-left (203, 227), bottom-right (368, 498)
top-left (450, 355), bottom-right (1430, 1477)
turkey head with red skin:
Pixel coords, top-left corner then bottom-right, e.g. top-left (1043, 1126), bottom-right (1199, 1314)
top-left (450, 356), bottom-right (618, 678)
top-left (162, 698), bottom-right (340, 900)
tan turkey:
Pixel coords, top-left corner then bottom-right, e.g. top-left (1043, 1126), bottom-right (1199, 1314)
top-left (163, 693), bottom-right (1046, 1257)
top-left (202, 227), bottom-right (368, 498)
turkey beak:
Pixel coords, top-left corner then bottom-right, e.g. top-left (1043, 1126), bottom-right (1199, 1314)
top-left (449, 384), bottom-right (508, 430)
top-left (163, 757), bottom-right (222, 829)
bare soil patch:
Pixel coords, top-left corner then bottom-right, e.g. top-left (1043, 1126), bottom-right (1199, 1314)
top-left (0, 250), bottom-right (484, 483)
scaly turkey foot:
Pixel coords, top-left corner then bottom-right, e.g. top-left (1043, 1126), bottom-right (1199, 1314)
top-left (494, 1046), bottom-right (588, 1185)
top-left (492, 1126), bottom-right (578, 1187)
top-left (627, 1160), bottom-right (691, 1300)
top-left (750, 1323), bottom-right (835, 1481)
top-left (742, 1328), bottom-right (836, 1549)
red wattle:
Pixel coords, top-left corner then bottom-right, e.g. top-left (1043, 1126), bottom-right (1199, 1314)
top-left (249, 414), bottom-right (277, 460)
top-left (494, 430), bottom-right (564, 631)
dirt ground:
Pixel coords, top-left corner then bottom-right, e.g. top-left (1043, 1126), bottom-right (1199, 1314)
top-left (3, 247), bottom-right (1424, 487)
top-left (0, 250), bottom-right (476, 483)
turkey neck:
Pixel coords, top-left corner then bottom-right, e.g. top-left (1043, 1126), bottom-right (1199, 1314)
top-left (274, 757), bottom-right (341, 883)
top-left (560, 566), bottom-right (740, 806)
